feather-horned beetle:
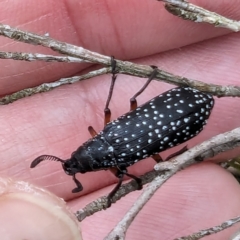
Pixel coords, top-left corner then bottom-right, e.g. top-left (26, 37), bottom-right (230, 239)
top-left (30, 58), bottom-right (214, 206)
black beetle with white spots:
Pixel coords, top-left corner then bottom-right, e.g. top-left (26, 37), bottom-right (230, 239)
top-left (30, 61), bottom-right (214, 207)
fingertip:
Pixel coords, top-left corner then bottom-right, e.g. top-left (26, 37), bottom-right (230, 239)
top-left (0, 177), bottom-right (82, 240)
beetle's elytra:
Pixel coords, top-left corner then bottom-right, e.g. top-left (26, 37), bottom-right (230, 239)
top-left (30, 61), bottom-right (214, 206)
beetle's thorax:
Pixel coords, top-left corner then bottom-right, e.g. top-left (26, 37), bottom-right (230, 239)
top-left (63, 134), bottom-right (115, 174)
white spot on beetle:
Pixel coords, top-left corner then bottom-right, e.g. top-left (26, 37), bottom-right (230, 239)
top-left (162, 126), bottom-right (168, 130)
top-left (184, 118), bottom-right (190, 123)
top-left (176, 109), bottom-right (183, 114)
top-left (164, 137), bottom-right (169, 141)
top-left (108, 146), bottom-right (114, 152)
top-left (176, 120), bottom-right (181, 126)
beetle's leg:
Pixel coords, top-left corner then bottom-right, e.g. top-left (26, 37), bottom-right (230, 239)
top-left (104, 56), bottom-right (117, 126)
top-left (152, 146), bottom-right (188, 163)
top-left (152, 154), bottom-right (163, 163)
top-left (89, 57), bottom-right (117, 135)
top-left (71, 174), bottom-right (83, 193)
top-left (107, 173), bottom-right (124, 207)
top-left (88, 126), bottom-right (98, 137)
top-left (125, 172), bottom-right (142, 190)
top-left (130, 66), bottom-right (158, 111)
top-left (107, 167), bottom-right (142, 207)
top-left (165, 145), bottom-right (188, 161)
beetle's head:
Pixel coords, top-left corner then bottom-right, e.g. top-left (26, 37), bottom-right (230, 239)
top-left (30, 155), bottom-right (83, 175)
top-left (30, 155), bottom-right (84, 193)
top-left (61, 157), bottom-right (89, 175)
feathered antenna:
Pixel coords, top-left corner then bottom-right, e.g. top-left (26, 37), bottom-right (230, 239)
top-left (30, 155), bottom-right (65, 168)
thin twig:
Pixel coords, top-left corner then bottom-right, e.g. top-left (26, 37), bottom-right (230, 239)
top-left (104, 127), bottom-right (240, 239)
top-left (0, 68), bottom-right (109, 105)
top-left (0, 23), bottom-right (109, 65)
top-left (159, 0), bottom-right (240, 32)
top-left (175, 215), bottom-right (240, 240)
top-left (231, 229), bottom-right (240, 240)
top-left (0, 22), bottom-right (240, 105)
top-left (0, 51), bottom-right (88, 63)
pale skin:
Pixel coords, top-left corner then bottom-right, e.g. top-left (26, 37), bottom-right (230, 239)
top-left (1, 0), bottom-right (240, 239)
